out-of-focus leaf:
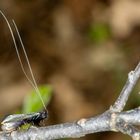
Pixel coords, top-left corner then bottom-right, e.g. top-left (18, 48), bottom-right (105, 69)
top-left (88, 23), bottom-right (110, 44)
top-left (23, 85), bottom-right (52, 113)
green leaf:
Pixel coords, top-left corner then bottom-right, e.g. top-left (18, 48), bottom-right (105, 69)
top-left (22, 85), bottom-right (52, 113)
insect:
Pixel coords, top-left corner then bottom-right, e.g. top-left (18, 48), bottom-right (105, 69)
top-left (0, 10), bottom-right (48, 132)
top-left (1, 111), bottom-right (48, 132)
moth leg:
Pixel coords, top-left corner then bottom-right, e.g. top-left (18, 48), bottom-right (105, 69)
top-left (4, 127), bottom-right (18, 136)
top-left (40, 119), bottom-right (46, 126)
top-left (4, 131), bottom-right (12, 136)
top-left (33, 121), bottom-right (41, 127)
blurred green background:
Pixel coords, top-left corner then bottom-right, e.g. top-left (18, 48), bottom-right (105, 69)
top-left (0, 0), bottom-right (140, 139)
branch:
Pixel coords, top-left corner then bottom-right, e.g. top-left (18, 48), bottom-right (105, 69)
top-left (111, 62), bottom-right (140, 112)
top-left (1, 108), bottom-right (140, 140)
top-left (0, 112), bottom-right (110, 140)
top-left (1, 62), bottom-right (140, 140)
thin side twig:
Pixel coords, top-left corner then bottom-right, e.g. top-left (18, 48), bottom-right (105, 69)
top-left (111, 62), bottom-right (140, 112)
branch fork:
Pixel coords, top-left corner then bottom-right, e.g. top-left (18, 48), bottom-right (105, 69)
top-left (1, 62), bottom-right (140, 140)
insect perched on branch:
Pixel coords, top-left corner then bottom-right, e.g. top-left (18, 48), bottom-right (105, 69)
top-left (1, 111), bottom-right (48, 132)
top-left (0, 10), bottom-right (48, 133)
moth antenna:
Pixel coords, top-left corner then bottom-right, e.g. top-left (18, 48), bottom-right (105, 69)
top-left (0, 10), bottom-right (47, 111)
top-left (12, 20), bottom-right (47, 111)
top-left (0, 10), bottom-right (35, 89)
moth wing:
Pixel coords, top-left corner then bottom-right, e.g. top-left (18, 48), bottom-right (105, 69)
top-left (2, 112), bottom-right (40, 124)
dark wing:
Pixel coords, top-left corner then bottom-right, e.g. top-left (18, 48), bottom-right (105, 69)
top-left (2, 112), bottom-right (40, 124)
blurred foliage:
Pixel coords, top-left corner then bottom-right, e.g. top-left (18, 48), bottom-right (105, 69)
top-left (88, 23), bottom-right (110, 44)
top-left (23, 85), bottom-right (52, 113)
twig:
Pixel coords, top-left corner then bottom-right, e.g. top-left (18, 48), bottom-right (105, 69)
top-left (1, 108), bottom-right (140, 140)
top-left (0, 112), bottom-right (111, 140)
top-left (111, 62), bottom-right (140, 112)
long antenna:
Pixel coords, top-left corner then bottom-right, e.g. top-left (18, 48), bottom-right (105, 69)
top-left (0, 10), bottom-right (47, 111)
top-left (12, 20), bottom-right (47, 111)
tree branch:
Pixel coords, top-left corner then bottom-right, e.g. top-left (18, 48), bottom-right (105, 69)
top-left (1, 108), bottom-right (140, 140)
top-left (1, 62), bottom-right (140, 140)
top-left (0, 112), bottom-right (110, 140)
top-left (111, 62), bottom-right (140, 112)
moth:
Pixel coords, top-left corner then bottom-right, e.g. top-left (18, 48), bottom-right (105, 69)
top-left (0, 11), bottom-right (48, 132)
top-left (1, 111), bottom-right (48, 132)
